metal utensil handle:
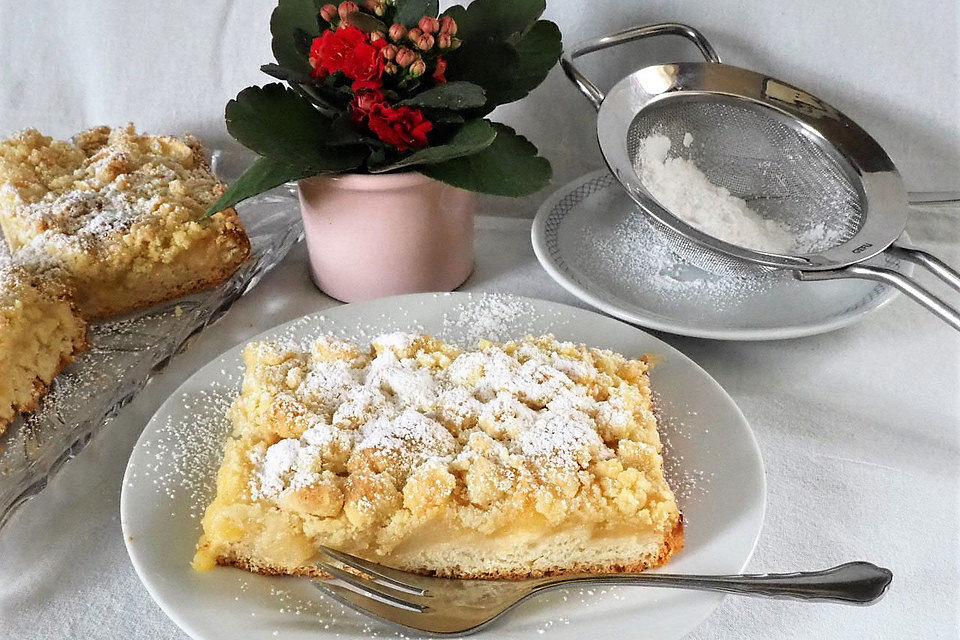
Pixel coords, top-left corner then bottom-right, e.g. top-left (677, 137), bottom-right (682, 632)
top-left (886, 244), bottom-right (960, 293)
top-left (534, 562), bottom-right (891, 605)
top-left (561, 23), bottom-right (721, 110)
top-left (798, 245), bottom-right (960, 332)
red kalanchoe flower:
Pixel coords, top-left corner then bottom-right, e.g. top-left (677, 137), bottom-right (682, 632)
top-left (343, 37), bottom-right (387, 90)
top-left (311, 26), bottom-right (386, 90)
top-left (366, 103), bottom-right (433, 151)
top-left (312, 26), bottom-right (363, 75)
top-left (308, 37), bottom-right (331, 79)
top-left (349, 89), bottom-right (384, 126)
top-left (432, 57), bottom-right (447, 84)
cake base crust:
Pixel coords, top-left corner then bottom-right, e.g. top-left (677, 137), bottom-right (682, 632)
top-left (209, 518), bottom-right (684, 581)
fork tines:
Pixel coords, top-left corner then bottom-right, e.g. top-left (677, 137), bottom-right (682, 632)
top-left (313, 546), bottom-right (430, 614)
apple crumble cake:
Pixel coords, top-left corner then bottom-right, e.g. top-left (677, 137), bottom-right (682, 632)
top-left (0, 261), bottom-right (87, 435)
top-left (194, 333), bottom-right (683, 579)
top-left (0, 125), bottom-right (250, 318)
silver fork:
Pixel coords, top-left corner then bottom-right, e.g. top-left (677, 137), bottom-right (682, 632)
top-left (312, 547), bottom-right (892, 636)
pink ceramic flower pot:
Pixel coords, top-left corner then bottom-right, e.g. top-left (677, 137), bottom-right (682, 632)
top-left (297, 172), bottom-right (475, 302)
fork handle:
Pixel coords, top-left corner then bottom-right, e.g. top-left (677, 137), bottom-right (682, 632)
top-left (534, 562), bottom-right (892, 605)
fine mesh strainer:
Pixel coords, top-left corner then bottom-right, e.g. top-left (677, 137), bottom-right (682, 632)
top-left (562, 23), bottom-right (960, 331)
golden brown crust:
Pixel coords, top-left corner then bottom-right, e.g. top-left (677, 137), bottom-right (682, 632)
top-left (212, 517), bottom-right (685, 582)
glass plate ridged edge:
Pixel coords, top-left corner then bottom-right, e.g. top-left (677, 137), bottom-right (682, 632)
top-left (0, 155), bottom-right (302, 530)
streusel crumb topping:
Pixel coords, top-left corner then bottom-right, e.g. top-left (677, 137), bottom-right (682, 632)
top-left (228, 333), bottom-right (677, 552)
top-left (0, 124), bottom-right (227, 265)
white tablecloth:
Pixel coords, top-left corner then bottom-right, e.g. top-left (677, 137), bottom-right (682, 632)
top-left (1, 213), bottom-right (957, 639)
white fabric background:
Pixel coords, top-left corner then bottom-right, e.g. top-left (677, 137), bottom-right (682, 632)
top-left (0, 213), bottom-right (958, 639)
top-left (2, 0), bottom-right (958, 215)
top-left (1, 1), bottom-right (959, 638)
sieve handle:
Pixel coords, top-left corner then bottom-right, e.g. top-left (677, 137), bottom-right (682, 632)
top-left (561, 23), bottom-right (721, 110)
top-left (886, 244), bottom-right (960, 293)
top-left (797, 250), bottom-right (960, 332)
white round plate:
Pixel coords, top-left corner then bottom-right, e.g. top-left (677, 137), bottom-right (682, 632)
top-left (532, 170), bottom-right (912, 340)
top-left (121, 292), bottom-right (765, 640)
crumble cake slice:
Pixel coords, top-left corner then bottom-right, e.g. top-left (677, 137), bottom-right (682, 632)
top-left (193, 333), bottom-right (683, 579)
top-left (0, 125), bottom-right (250, 319)
top-left (0, 260), bottom-right (87, 435)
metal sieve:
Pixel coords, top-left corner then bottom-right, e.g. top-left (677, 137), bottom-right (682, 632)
top-left (562, 23), bottom-right (960, 331)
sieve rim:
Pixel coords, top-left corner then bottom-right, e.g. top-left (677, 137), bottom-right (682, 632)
top-left (596, 60), bottom-right (909, 271)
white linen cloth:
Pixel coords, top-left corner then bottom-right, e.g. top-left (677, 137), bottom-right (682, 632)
top-left (0, 211), bottom-right (957, 639)
top-left (2, 0), bottom-right (958, 206)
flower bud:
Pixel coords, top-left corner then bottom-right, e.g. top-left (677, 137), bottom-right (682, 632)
top-left (407, 27), bottom-right (422, 42)
top-left (415, 33), bottom-right (434, 50)
top-left (369, 30), bottom-right (385, 42)
top-left (395, 46), bottom-right (417, 67)
top-left (409, 58), bottom-right (426, 77)
top-left (337, 1), bottom-right (358, 20)
top-left (432, 57), bottom-right (447, 83)
top-left (363, 0), bottom-right (388, 14)
top-left (320, 3), bottom-right (338, 22)
top-left (439, 15), bottom-right (457, 36)
top-left (380, 44), bottom-right (397, 60)
top-left (446, 36), bottom-right (461, 51)
top-left (437, 34), bottom-right (452, 49)
top-left (384, 62), bottom-right (399, 74)
top-left (418, 16), bottom-right (440, 34)
top-left (388, 23), bottom-right (407, 41)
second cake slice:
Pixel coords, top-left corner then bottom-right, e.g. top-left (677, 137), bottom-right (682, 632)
top-left (0, 125), bottom-right (250, 319)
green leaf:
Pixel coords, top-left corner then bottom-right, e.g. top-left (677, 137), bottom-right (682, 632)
top-left (442, 0), bottom-right (558, 109)
top-left (204, 156), bottom-right (318, 217)
top-left (424, 110), bottom-right (465, 124)
top-left (259, 64), bottom-right (343, 117)
top-left (443, 0), bottom-right (543, 43)
top-left (260, 63), bottom-right (313, 84)
top-left (492, 20), bottom-right (562, 104)
top-left (328, 114), bottom-right (365, 146)
top-left (293, 27), bottom-right (314, 57)
top-left (225, 83), bottom-right (365, 171)
top-left (398, 81), bottom-right (486, 110)
top-left (444, 40), bottom-right (519, 112)
top-left (343, 11), bottom-right (387, 33)
top-left (271, 0), bottom-right (320, 74)
top-left (394, 0), bottom-right (438, 25)
top-left (419, 122), bottom-right (550, 196)
top-left (289, 83), bottom-right (340, 118)
top-left (370, 119), bottom-right (496, 172)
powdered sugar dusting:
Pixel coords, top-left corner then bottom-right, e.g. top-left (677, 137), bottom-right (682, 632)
top-left (249, 332), bottom-right (623, 501)
top-left (576, 208), bottom-right (781, 305)
top-left (441, 293), bottom-right (542, 346)
top-left (637, 133), bottom-right (795, 253)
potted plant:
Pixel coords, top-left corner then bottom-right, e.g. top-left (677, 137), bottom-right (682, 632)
top-left (207, 0), bottom-right (561, 302)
